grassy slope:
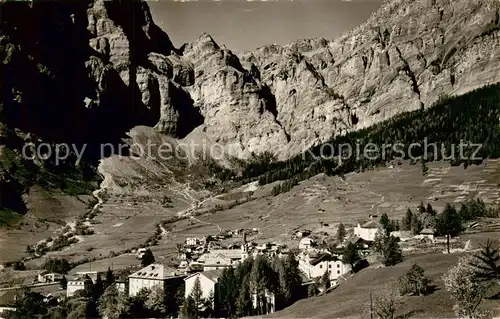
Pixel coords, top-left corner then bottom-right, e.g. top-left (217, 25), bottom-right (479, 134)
top-left (267, 252), bottom-right (500, 318)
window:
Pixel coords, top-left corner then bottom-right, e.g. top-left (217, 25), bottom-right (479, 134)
top-left (329, 264), bottom-right (332, 268)
top-left (319, 265), bottom-right (323, 269)
top-left (337, 264), bottom-right (340, 268)
top-left (337, 270), bottom-right (340, 274)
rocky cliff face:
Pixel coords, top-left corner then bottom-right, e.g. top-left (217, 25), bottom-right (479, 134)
top-left (144, 0), bottom-right (500, 160)
top-left (1, 0), bottom-right (500, 162)
top-left (237, 0), bottom-right (500, 159)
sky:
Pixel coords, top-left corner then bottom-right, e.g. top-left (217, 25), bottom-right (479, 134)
top-left (148, 0), bottom-right (383, 53)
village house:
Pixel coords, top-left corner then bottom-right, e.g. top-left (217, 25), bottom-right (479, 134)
top-left (75, 270), bottom-right (102, 283)
top-left (390, 230), bottom-right (413, 242)
top-left (252, 289), bottom-right (276, 315)
top-left (67, 275), bottom-right (93, 297)
top-left (298, 252), bottom-right (351, 281)
top-left (354, 220), bottom-right (382, 241)
top-left (198, 247), bottom-right (247, 271)
top-left (37, 271), bottom-right (64, 283)
top-left (295, 230), bottom-right (311, 238)
top-left (0, 290), bottom-right (21, 318)
top-left (184, 269), bottom-right (224, 304)
top-left (415, 228), bottom-right (437, 242)
top-left (128, 263), bottom-right (185, 297)
top-left (201, 254), bottom-right (233, 271)
top-left (115, 280), bottom-right (128, 294)
top-left (299, 237), bottom-right (315, 250)
top-left (185, 237), bottom-right (205, 247)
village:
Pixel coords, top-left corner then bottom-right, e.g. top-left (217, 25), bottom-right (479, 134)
top-left (2, 203), bottom-right (482, 319)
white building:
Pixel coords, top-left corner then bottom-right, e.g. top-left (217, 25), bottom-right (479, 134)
top-left (184, 269), bottom-right (224, 303)
top-left (390, 230), bottom-right (413, 242)
top-left (298, 253), bottom-right (351, 281)
top-left (38, 272), bottom-right (63, 283)
top-left (67, 275), bottom-right (93, 297)
top-left (415, 228), bottom-right (437, 242)
top-left (252, 289), bottom-right (276, 315)
top-left (198, 249), bottom-right (246, 271)
top-left (354, 220), bottom-right (382, 241)
top-left (115, 281), bottom-right (127, 294)
top-left (202, 254), bottom-right (233, 271)
top-left (128, 263), bottom-right (184, 297)
top-left (299, 237), bottom-right (314, 250)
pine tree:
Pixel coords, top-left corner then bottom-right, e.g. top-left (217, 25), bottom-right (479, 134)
top-left (92, 274), bottom-right (104, 302)
top-left (470, 239), bottom-right (500, 284)
top-left (417, 202), bottom-right (426, 213)
top-left (141, 249), bottom-right (155, 267)
top-left (218, 268), bottom-right (238, 318)
top-left (99, 285), bottom-right (120, 319)
top-left (380, 213), bottom-right (390, 232)
top-left (374, 231), bottom-right (403, 267)
top-left (250, 255), bottom-right (277, 315)
top-left (60, 275), bottom-right (67, 290)
top-left (145, 286), bottom-right (167, 317)
top-left (105, 267), bottom-right (115, 289)
top-left (236, 279), bottom-right (252, 318)
top-left (284, 252), bottom-right (302, 303)
top-left (401, 208), bottom-right (413, 231)
top-left (189, 276), bottom-right (204, 318)
top-left (410, 216), bottom-right (423, 235)
top-left (181, 296), bottom-right (196, 319)
top-left (426, 203), bottom-right (436, 216)
top-left (336, 222), bottom-right (346, 243)
top-left (342, 242), bottom-right (361, 272)
top-left (321, 270), bottom-right (331, 290)
top-left (436, 203), bottom-right (462, 253)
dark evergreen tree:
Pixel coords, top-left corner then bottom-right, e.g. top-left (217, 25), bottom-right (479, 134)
top-left (60, 275), bottom-right (67, 290)
top-left (470, 239), bottom-right (500, 284)
top-left (417, 202), bottom-right (426, 213)
top-left (342, 242), bottom-right (361, 272)
top-left (105, 267), bottom-right (115, 289)
top-left (436, 203), bottom-right (462, 253)
top-left (218, 267), bottom-right (238, 318)
top-left (140, 249), bottom-right (155, 267)
top-left (374, 231), bottom-right (403, 266)
top-left (401, 208), bottom-right (413, 231)
top-left (336, 222), bottom-right (347, 243)
top-left (236, 278), bottom-right (252, 318)
top-left (321, 270), bottom-right (331, 290)
top-left (410, 216), bottom-right (423, 235)
top-left (380, 213), bottom-right (390, 232)
top-left (426, 203), bottom-right (437, 216)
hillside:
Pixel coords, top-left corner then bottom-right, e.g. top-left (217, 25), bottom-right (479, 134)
top-left (266, 251), bottom-right (500, 318)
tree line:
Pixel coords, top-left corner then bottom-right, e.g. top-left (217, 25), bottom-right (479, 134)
top-left (237, 83), bottom-right (500, 186)
top-left (182, 253), bottom-right (304, 319)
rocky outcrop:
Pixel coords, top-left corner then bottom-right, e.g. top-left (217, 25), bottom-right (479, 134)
top-left (235, 0), bottom-right (500, 159)
top-left (140, 0), bottom-right (500, 160)
top-left (1, 0), bottom-right (500, 162)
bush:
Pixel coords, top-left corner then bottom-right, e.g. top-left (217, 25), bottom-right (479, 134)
top-left (398, 264), bottom-right (430, 296)
top-left (43, 258), bottom-right (72, 274)
top-left (12, 261), bottom-right (26, 270)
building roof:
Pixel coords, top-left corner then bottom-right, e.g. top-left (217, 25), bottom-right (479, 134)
top-left (360, 220), bottom-right (381, 229)
top-left (309, 253), bottom-right (339, 266)
top-left (0, 290), bottom-right (22, 307)
top-left (203, 254), bottom-right (233, 267)
top-left (299, 237), bottom-right (314, 245)
top-left (129, 263), bottom-right (180, 280)
top-left (420, 228), bottom-right (437, 235)
top-left (185, 269), bottom-right (224, 283)
top-left (198, 250), bottom-right (242, 262)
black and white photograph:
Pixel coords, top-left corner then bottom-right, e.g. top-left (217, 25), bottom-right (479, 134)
top-left (0, 0), bottom-right (500, 318)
